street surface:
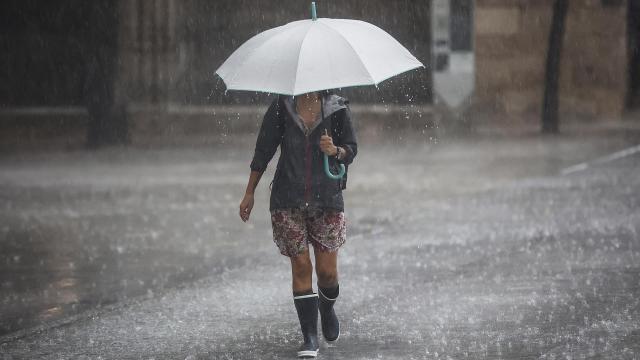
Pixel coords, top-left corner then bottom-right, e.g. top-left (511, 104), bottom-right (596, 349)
top-left (1, 127), bottom-right (639, 359)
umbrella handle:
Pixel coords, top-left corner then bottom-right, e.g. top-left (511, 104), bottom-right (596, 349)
top-left (324, 153), bottom-right (346, 180)
top-left (311, 2), bottom-right (317, 21)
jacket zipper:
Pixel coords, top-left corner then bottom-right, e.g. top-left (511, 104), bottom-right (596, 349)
top-left (304, 133), bottom-right (312, 206)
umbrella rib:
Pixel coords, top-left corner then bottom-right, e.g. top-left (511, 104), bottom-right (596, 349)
top-left (292, 23), bottom-right (317, 96)
top-left (315, 20), bottom-right (376, 85)
top-left (259, 24), bottom-right (307, 94)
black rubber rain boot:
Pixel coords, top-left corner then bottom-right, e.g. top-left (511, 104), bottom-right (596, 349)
top-left (318, 285), bottom-right (340, 344)
top-left (293, 294), bottom-right (320, 358)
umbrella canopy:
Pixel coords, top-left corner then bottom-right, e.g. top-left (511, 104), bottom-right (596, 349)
top-left (215, 17), bottom-right (424, 96)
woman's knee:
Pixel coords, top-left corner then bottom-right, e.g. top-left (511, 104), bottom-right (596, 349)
top-left (291, 254), bottom-right (313, 279)
top-left (316, 266), bottom-right (338, 286)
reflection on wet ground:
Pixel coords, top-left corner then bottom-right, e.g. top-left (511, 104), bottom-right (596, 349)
top-left (0, 128), bottom-right (639, 358)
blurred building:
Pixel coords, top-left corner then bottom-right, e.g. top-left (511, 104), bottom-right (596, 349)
top-left (474, 0), bottom-right (638, 121)
top-left (115, 0), bottom-right (432, 145)
top-left (117, 0), bottom-right (432, 106)
top-left (0, 0), bottom-right (432, 148)
top-left (0, 0), bottom-right (638, 149)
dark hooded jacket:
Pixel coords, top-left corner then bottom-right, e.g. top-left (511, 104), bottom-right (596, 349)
top-left (250, 94), bottom-right (358, 211)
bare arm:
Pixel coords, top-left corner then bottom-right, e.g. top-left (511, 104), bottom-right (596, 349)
top-left (239, 170), bottom-right (263, 222)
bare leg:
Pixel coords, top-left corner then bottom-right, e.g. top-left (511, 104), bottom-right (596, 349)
top-left (290, 249), bottom-right (313, 293)
top-left (314, 250), bottom-right (338, 288)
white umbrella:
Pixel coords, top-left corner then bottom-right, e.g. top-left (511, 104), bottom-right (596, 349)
top-left (215, 3), bottom-right (424, 96)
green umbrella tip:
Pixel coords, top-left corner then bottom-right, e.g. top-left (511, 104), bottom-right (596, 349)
top-left (311, 2), bottom-right (317, 21)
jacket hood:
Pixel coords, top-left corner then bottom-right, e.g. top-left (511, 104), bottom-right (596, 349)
top-left (321, 94), bottom-right (349, 118)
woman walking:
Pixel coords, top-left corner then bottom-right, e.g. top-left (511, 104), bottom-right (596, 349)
top-left (239, 91), bottom-right (357, 358)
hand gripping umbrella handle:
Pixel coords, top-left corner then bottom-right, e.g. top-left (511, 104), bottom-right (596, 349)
top-left (324, 153), bottom-right (346, 180)
top-left (320, 96), bottom-right (344, 180)
top-left (322, 127), bottom-right (345, 179)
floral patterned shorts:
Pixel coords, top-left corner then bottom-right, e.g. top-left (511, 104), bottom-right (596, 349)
top-left (271, 207), bottom-right (346, 257)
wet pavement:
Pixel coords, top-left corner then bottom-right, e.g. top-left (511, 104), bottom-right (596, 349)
top-left (0, 127), bottom-right (639, 359)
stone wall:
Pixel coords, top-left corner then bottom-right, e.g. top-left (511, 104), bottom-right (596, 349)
top-left (474, 0), bottom-right (553, 116)
top-left (116, 0), bottom-right (180, 105)
top-left (560, 0), bottom-right (628, 118)
top-left (474, 0), bottom-right (629, 121)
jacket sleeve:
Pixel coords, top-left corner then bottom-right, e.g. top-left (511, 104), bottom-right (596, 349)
top-left (250, 97), bottom-right (284, 172)
top-left (334, 106), bottom-right (357, 166)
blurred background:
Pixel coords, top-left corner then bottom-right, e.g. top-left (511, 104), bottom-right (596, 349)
top-left (1, 0), bottom-right (637, 149)
top-left (1, 1), bottom-right (640, 358)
